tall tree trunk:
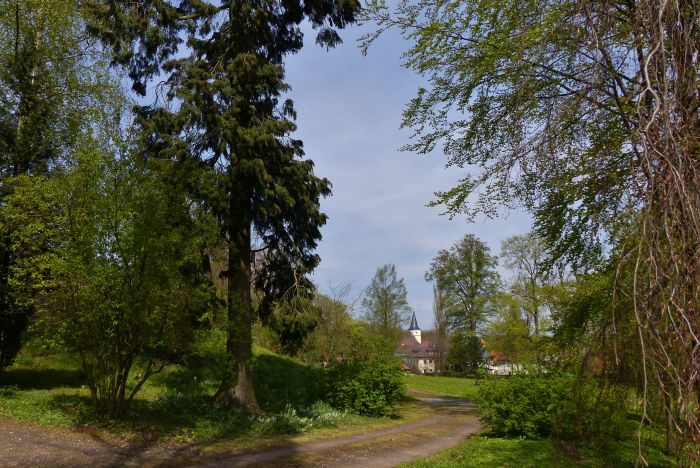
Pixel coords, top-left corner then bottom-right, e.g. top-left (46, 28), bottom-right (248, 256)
top-left (215, 192), bottom-right (261, 414)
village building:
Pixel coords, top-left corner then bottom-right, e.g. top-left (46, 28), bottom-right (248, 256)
top-left (395, 313), bottom-right (438, 374)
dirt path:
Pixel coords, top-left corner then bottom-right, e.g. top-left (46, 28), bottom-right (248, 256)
top-left (0, 390), bottom-right (480, 467)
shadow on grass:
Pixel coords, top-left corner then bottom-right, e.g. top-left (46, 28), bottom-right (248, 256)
top-left (46, 391), bottom-right (257, 441)
top-left (0, 367), bottom-right (84, 390)
top-left (2, 350), bottom-right (336, 443)
top-left (155, 351), bottom-right (327, 414)
top-left (252, 353), bottom-right (325, 413)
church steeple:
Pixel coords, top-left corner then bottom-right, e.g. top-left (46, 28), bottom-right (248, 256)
top-left (408, 312), bottom-right (421, 343)
top-left (409, 312), bottom-right (420, 331)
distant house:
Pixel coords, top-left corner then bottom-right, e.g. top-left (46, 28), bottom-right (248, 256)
top-left (485, 349), bottom-right (523, 375)
top-left (395, 313), bottom-right (438, 374)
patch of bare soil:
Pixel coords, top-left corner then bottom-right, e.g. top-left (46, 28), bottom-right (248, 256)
top-left (0, 389), bottom-right (480, 467)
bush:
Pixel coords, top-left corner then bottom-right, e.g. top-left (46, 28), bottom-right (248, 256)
top-left (326, 333), bottom-right (405, 416)
top-left (477, 372), bottom-right (631, 442)
top-left (477, 372), bottom-right (574, 438)
top-left (4, 152), bottom-right (216, 418)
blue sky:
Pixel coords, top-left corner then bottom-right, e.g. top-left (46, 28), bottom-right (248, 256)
top-left (284, 22), bottom-right (532, 328)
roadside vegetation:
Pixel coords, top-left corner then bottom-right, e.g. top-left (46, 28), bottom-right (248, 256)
top-left (2, 0), bottom-right (700, 465)
top-left (404, 374), bottom-right (675, 467)
top-left (0, 336), bottom-right (419, 444)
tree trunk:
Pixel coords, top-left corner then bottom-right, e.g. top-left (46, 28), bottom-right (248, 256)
top-left (215, 195), bottom-right (261, 414)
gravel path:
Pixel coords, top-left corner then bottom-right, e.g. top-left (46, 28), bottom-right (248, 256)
top-left (0, 390), bottom-right (480, 467)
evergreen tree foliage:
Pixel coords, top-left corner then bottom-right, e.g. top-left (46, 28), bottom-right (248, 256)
top-left (267, 295), bottom-right (321, 357)
top-left (85, 0), bottom-right (360, 412)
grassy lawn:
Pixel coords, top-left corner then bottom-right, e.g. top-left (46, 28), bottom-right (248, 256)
top-left (403, 436), bottom-right (567, 468)
top-left (403, 433), bottom-right (675, 468)
top-left (404, 374), bottom-right (479, 400)
top-left (0, 341), bottom-right (428, 446)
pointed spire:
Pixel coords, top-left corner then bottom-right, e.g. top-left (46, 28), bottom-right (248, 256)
top-left (409, 312), bottom-right (420, 331)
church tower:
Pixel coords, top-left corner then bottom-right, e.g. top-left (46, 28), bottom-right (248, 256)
top-left (409, 312), bottom-right (421, 344)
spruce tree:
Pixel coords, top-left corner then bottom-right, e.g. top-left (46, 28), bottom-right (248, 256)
top-left (86, 0), bottom-right (359, 412)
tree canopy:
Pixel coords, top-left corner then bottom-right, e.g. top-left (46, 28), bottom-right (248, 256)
top-left (85, 0), bottom-right (360, 413)
top-left (426, 234), bottom-right (500, 334)
top-left (362, 264), bottom-right (413, 339)
top-left (363, 0), bottom-right (700, 458)
top-left (0, 0), bottom-right (121, 373)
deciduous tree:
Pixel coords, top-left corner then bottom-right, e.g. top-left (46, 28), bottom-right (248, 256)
top-left (501, 232), bottom-right (551, 337)
top-left (362, 264), bottom-right (412, 339)
top-left (3, 147), bottom-right (214, 417)
top-left (363, 0), bottom-right (700, 457)
top-left (426, 234), bottom-right (500, 334)
top-left (0, 0), bottom-right (119, 372)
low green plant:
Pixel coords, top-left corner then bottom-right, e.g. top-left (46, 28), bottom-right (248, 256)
top-left (477, 372), bottom-right (574, 438)
top-left (477, 372), bottom-right (632, 444)
top-left (326, 333), bottom-right (405, 416)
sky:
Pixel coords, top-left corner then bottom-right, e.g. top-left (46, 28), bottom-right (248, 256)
top-left (284, 22), bottom-right (532, 328)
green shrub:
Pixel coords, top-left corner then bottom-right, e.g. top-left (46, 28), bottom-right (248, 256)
top-left (326, 334), bottom-right (405, 416)
top-left (477, 372), bottom-right (575, 438)
top-left (477, 372), bottom-right (632, 442)
top-left (551, 377), bottom-right (632, 443)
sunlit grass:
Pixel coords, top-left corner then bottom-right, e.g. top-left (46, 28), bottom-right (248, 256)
top-left (0, 341), bottom-right (425, 445)
top-left (404, 374), bottom-right (479, 400)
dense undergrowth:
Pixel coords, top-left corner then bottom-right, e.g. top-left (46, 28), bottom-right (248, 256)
top-left (401, 373), bottom-right (676, 467)
top-left (0, 335), bottom-right (401, 441)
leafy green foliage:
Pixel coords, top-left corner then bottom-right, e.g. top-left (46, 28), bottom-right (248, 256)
top-left (0, 0), bottom-right (121, 374)
top-left (483, 292), bottom-right (535, 364)
top-left (300, 293), bottom-right (354, 364)
top-left (266, 295), bottom-right (321, 358)
top-left (477, 373), bottom-right (575, 438)
top-left (362, 264), bottom-right (412, 339)
top-left (426, 234), bottom-right (499, 334)
top-left (326, 332), bottom-right (405, 416)
top-left (500, 232), bottom-right (554, 339)
top-left (446, 333), bottom-right (486, 376)
top-left (86, 0), bottom-right (361, 411)
top-left (2, 149), bottom-right (215, 418)
top-left (477, 372), bottom-right (631, 443)
top-left (360, 0), bottom-right (634, 266)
